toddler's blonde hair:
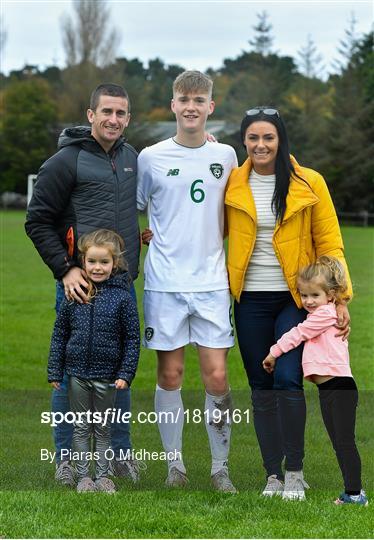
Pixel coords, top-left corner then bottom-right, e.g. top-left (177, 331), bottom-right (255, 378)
top-left (298, 256), bottom-right (348, 303)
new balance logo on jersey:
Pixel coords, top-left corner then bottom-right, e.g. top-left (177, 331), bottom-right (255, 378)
top-left (167, 169), bottom-right (180, 176)
top-left (210, 163), bottom-right (224, 179)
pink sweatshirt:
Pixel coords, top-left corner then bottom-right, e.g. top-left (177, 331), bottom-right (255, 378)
top-left (270, 303), bottom-right (352, 381)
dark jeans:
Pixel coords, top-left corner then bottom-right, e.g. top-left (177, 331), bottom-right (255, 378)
top-left (52, 280), bottom-right (135, 462)
top-left (318, 377), bottom-right (362, 493)
top-left (234, 291), bottom-right (307, 478)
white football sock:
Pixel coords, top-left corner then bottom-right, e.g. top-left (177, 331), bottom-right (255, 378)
top-left (205, 389), bottom-right (233, 476)
top-left (154, 384), bottom-right (186, 473)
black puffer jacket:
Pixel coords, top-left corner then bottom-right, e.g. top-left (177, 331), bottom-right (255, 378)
top-left (47, 273), bottom-right (140, 385)
top-left (25, 126), bottom-right (140, 280)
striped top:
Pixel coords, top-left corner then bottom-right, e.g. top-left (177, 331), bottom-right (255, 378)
top-left (243, 169), bottom-right (289, 292)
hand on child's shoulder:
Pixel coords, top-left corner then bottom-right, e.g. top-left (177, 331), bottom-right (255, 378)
top-left (334, 302), bottom-right (351, 340)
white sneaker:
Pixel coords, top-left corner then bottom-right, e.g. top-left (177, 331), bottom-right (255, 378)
top-left (211, 469), bottom-right (238, 494)
top-left (282, 470), bottom-right (310, 501)
top-left (76, 476), bottom-right (96, 493)
top-left (262, 474), bottom-right (284, 497)
top-left (95, 476), bottom-right (116, 494)
top-left (165, 466), bottom-right (189, 488)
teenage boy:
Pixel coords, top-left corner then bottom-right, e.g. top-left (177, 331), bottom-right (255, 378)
top-left (26, 83), bottom-right (141, 485)
top-left (137, 71), bottom-right (238, 492)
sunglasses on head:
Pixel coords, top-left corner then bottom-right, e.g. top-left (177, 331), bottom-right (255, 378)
top-left (246, 108), bottom-right (279, 117)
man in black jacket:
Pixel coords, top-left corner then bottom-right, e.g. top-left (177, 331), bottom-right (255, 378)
top-left (26, 83), bottom-right (141, 486)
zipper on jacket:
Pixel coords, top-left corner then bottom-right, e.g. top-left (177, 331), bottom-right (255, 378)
top-left (227, 200), bottom-right (257, 299)
top-left (109, 151), bottom-right (120, 233)
top-left (238, 233), bottom-right (256, 299)
top-left (272, 201), bottom-right (317, 308)
top-left (87, 298), bottom-right (96, 370)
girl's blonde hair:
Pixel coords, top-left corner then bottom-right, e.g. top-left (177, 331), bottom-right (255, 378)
top-left (77, 229), bottom-right (128, 300)
top-left (298, 256), bottom-right (348, 303)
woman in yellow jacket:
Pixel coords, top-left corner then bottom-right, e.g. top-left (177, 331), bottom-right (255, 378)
top-left (225, 108), bottom-right (352, 501)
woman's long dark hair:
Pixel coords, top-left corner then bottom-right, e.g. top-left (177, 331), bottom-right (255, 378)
top-left (240, 109), bottom-right (302, 223)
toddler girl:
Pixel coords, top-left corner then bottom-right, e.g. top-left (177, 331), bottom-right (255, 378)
top-left (48, 229), bottom-right (140, 493)
top-left (263, 256), bottom-right (368, 506)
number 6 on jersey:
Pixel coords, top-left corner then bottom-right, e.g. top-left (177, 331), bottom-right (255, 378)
top-left (190, 179), bottom-right (205, 203)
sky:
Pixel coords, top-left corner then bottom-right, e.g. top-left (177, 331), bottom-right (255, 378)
top-left (1, 0), bottom-right (373, 78)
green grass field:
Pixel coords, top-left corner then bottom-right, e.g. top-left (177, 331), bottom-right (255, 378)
top-left (0, 211), bottom-right (373, 538)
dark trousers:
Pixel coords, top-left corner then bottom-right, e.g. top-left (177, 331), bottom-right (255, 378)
top-left (234, 291), bottom-right (307, 478)
top-left (318, 377), bottom-right (362, 493)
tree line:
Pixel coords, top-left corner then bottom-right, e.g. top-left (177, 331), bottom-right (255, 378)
top-left (0, 4), bottom-right (373, 212)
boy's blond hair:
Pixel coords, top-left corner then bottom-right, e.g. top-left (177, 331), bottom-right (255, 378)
top-left (173, 70), bottom-right (213, 98)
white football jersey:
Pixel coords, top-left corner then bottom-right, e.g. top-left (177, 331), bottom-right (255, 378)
top-left (137, 138), bottom-right (238, 292)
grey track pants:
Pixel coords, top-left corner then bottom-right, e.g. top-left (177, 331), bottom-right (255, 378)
top-left (68, 376), bottom-right (116, 480)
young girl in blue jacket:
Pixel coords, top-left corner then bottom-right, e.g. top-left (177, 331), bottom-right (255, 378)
top-left (48, 229), bottom-right (140, 493)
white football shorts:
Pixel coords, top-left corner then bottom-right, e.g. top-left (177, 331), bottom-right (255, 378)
top-left (143, 290), bottom-right (235, 350)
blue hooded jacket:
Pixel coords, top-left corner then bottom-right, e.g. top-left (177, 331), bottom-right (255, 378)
top-left (47, 273), bottom-right (140, 385)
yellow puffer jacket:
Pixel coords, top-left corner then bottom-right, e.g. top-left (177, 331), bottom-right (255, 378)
top-left (225, 156), bottom-right (352, 306)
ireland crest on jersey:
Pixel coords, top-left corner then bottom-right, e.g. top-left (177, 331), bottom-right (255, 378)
top-left (145, 327), bottom-right (154, 341)
top-left (209, 163), bottom-right (224, 179)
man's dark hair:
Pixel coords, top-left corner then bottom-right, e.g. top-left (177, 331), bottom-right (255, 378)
top-left (90, 83), bottom-right (130, 112)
